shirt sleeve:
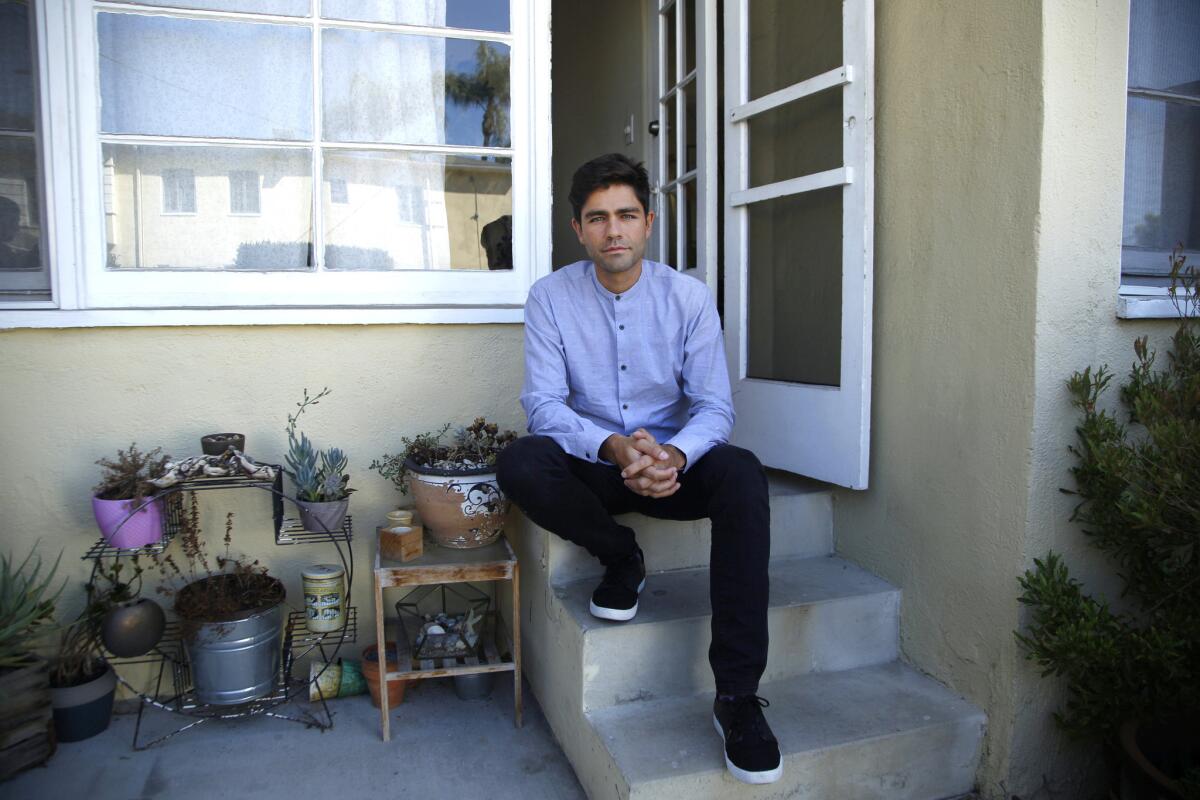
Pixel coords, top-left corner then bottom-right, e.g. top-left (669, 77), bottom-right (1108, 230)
top-left (664, 284), bottom-right (735, 471)
top-left (520, 284), bottom-right (616, 462)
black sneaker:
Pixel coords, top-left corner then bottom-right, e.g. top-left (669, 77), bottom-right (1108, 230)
top-left (713, 694), bottom-right (783, 784)
top-left (588, 546), bottom-right (645, 621)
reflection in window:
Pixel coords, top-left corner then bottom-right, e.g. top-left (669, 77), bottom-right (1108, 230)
top-left (1122, 0), bottom-right (1200, 279)
top-left (320, 0), bottom-right (510, 33)
top-left (229, 170), bottom-right (260, 214)
top-left (106, 143), bottom-right (312, 270)
top-left (322, 151), bottom-right (511, 270)
top-left (329, 178), bottom-right (348, 204)
top-left (0, 1), bottom-right (49, 299)
top-left (162, 169), bottom-right (196, 214)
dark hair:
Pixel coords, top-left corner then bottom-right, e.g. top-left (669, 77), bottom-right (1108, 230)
top-left (569, 153), bottom-right (651, 221)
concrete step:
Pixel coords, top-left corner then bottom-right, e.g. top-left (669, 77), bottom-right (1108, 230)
top-left (584, 662), bottom-right (985, 800)
top-left (547, 472), bottom-right (833, 584)
top-left (555, 555), bottom-right (900, 711)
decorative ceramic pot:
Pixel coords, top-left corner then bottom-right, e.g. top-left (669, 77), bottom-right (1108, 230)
top-left (101, 598), bottom-right (166, 658)
top-left (49, 663), bottom-right (116, 743)
top-left (404, 459), bottom-right (508, 549)
top-left (91, 495), bottom-right (164, 549)
top-left (295, 498), bottom-right (349, 534)
top-left (201, 433), bottom-right (245, 455)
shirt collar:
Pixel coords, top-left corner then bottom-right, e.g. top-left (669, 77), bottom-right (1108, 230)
top-left (589, 260), bottom-right (650, 303)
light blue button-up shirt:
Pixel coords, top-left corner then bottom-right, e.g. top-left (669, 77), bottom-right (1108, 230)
top-left (520, 259), bottom-right (734, 471)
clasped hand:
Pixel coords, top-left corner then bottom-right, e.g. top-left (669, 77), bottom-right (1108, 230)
top-left (601, 429), bottom-right (685, 499)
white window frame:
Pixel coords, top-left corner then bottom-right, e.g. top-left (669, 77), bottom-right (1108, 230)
top-left (1116, 0), bottom-right (1199, 320)
top-left (162, 168), bottom-right (196, 215)
top-left (0, 0), bottom-right (552, 328)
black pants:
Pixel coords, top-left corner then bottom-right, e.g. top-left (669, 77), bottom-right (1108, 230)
top-left (496, 435), bottom-right (770, 696)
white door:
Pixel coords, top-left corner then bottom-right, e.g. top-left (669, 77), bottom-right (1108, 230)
top-left (723, 0), bottom-right (875, 488)
top-left (649, 0), bottom-right (718, 294)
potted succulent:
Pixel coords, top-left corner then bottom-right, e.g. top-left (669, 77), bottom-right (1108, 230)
top-left (1016, 250), bottom-right (1200, 799)
top-left (0, 546), bottom-right (62, 779)
top-left (92, 444), bottom-right (170, 549)
top-left (48, 612), bottom-right (115, 744)
top-left (90, 557), bottom-right (165, 659)
top-left (371, 418), bottom-right (517, 549)
top-left (284, 387), bottom-right (354, 534)
top-left (153, 497), bottom-right (285, 705)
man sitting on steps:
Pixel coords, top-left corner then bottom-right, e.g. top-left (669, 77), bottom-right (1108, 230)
top-left (496, 152), bottom-right (781, 785)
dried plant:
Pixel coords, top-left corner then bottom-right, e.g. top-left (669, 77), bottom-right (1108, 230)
top-left (93, 443), bottom-right (170, 505)
top-left (151, 493), bottom-right (282, 625)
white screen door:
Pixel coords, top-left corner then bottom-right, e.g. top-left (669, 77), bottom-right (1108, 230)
top-left (724, 0), bottom-right (874, 488)
top-left (650, 0), bottom-right (717, 293)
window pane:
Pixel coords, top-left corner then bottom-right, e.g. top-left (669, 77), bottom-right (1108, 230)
top-left (747, 187), bottom-right (842, 386)
top-left (749, 0), bottom-right (841, 99)
top-left (1128, 0), bottom-right (1200, 95)
top-left (321, 0), bottom-right (509, 32)
top-left (749, 88), bottom-right (842, 187)
top-left (664, 94), bottom-right (677, 182)
top-left (104, 144), bottom-right (312, 270)
top-left (684, 0), bottom-right (696, 77)
top-left (684, 79), bottom-right (697, 173)
top-left (98, 13), bottom-right (312, 140)
top-left (664, 3), bottom-right (676, 90)
top-left (1121, 97), bottom-right (1200, 274)
top-left (0, 1), bottom-right (35, 132)
top-left (229, 170), bottom-right (261, 214)
top-left (684, 178), bottom-right (696, 271)
top-left (102, 0), bottom-right (310, 15)
top-left (0, 135), bottom-right (49, 298)
top-left (322, 29), bottom-right (510, 148)
top-left (322, 150), bottom-right (511, 270)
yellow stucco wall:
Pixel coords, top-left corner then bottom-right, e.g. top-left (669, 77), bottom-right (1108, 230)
top-left (838, 1), bottom-right (1181, 796)
top-left (0, 324), bottom-right (525, 695)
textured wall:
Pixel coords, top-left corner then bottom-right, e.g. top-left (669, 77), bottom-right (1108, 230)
top-left (834, 0), bottom-right (1044, 795)
top-left (0, 324), bottom-right (525, 693)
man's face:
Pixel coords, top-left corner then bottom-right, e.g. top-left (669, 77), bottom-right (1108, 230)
top-left (571, 184), bottom-right (655, 277)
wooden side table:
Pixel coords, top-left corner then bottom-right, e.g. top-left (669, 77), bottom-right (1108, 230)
top-left (372, 533), bottom-right (521, 741)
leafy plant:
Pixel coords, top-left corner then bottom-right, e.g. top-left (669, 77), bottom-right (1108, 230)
top-left (93, 443), bottom-right (170, 504)
top-left (371, 418), bottom-right (517, 495)
top-left (1016, 248), bottom-right (1199, 743)
top-left (0, 545), bottom-right (64, 670)
top-left (284, 387), bottom-right (354, 503)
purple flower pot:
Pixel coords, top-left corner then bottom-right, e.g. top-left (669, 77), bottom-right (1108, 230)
top-left (91, 495), bottom-right (164, 548)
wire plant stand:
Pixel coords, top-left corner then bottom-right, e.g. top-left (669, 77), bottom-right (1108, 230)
top-left (82, 467), bottom-right (356, 750)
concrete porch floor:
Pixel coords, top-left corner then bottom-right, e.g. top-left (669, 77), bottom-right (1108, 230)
top-left (5, 676), bottom-right (585, 799)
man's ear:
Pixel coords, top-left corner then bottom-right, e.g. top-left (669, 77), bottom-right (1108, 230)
top-left (644, 210), bottom-right (655, 238)
top-left (571, 217), bottom-right (583, 243)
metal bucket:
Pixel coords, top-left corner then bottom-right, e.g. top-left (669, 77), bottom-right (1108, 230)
top-left (183, 603), bottom-right (284, 705)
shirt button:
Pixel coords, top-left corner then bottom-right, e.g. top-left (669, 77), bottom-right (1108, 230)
top-left (615, 295), bottom-right (622, 301)
top-left (620, 365), bottom-right (627, 371)
top-left (622, 404), bottom-right (629, 410)
top-left (619, 324), bottom-right (625, 331)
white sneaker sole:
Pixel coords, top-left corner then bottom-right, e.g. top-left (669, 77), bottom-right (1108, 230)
top-left (712, 713), bottom-right (783, 784)
top-left (588, 577), bottom-right (646, 622)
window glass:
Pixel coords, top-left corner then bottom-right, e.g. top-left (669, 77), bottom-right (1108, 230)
top-left (98, 13), bottom-right (313, 140)
top-left (103, 0), bottom-right (310, 15)
top-left (322, 29), bottom-right (510, 148)
top-left (320, 0), bottom-right (509, 32)
top-left (1122, 0), bottom-right (1200, 279)
top-left (748, 0), bottom-right (841, 99)
top-left (0, 1), bottom-right (49, 300)
top-left (322, 150), bottom-right (512, 270)
top-left (104, 143), bottom-right (312, 270)
top-left (749, 88), bottom-right (842, 187)
top-left (229, 170), bottom-right (260, 214)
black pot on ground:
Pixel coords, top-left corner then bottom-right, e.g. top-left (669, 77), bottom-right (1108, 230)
top-left (50, 663), bottom-right (116, 743)
top-left (101, 598), bottom-right (166, 658)
top-left (1119, 719), bottom-right (1198, 799)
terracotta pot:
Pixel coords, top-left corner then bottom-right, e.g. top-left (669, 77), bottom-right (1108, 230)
top-left (1118, 719), bottom-right (1194, 799)
top-left (361, 643), bottom-right (406, 708)
top-left (404, 459), bottom-right (508, 549)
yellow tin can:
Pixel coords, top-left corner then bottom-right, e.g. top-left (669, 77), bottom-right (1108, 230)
top-left (302, 564), bottom-right (345, 633)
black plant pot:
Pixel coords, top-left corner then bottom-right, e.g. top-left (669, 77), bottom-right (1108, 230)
top-left (50, 664), bottom-right (116, 743)
top-left (102, 598), bottom-right (166, 658)
top-left (201, 433), bottom-right (246, 456)
top-left (1119, 719), bottom-right (1197, 799)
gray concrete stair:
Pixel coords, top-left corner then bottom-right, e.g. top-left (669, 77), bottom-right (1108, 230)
top-left (555, 556), bottom-right (900, 710)
top-left (547, 472), bottom-right (833, 585)
top-left (585, 662), bottom-right (986, 800)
